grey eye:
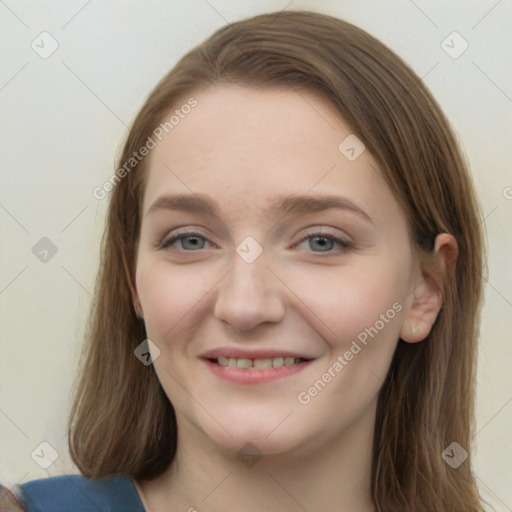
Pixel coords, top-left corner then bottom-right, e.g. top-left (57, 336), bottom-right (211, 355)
top-left (180, 235), bottom-right (207, 250)
top-left (308, 236), bottom-right (335, 252)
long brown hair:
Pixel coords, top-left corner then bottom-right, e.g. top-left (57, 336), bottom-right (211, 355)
top-left (68, 10), bottom-right (485, 511)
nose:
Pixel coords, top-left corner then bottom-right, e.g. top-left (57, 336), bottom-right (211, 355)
top-left (213, 250), bottom-right (286, 332)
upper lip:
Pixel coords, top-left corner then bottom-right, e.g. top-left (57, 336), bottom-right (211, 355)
top-left (200, 348), bottom-right (315, 360)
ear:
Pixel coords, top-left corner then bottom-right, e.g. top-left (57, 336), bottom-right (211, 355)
top-left (121, 250), bottom-right (143, 319)
top-left (400, 233), bottom-right (457, 343)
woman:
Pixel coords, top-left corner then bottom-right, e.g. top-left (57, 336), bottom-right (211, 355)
top-left (4, 10), bottom-right (485, 512)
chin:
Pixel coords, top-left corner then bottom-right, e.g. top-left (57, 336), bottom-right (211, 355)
top-left (195, 414), bottom-right (310, 457)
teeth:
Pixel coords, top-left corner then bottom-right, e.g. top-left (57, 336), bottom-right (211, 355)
top-left (216, 356), bottom-right (304, 369)
top-left (236, 358), bottom-right (252, 369)
top-left (218, 356), bottom-right (229, 367)
top-left (254, 358), bottom-right (273, 369)
top-left (273, 357), bottom-right (284, 367)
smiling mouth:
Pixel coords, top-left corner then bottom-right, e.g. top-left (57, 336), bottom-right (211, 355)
top-left (207, 356), bottom-right (310, 370)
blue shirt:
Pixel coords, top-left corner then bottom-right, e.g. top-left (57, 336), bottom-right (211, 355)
top-left (18, 474), bottom-right (146, 512)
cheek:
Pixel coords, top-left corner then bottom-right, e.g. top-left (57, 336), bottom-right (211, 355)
top-left (289, 262), bottom-right (406, 421)
top-left (136, 259), bottom-right (214, 339)
top-left (279, 258), bottom-right (407, 351)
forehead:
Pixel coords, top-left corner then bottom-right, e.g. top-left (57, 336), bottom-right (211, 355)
top-left (142, 85), bottom-right (403, 226)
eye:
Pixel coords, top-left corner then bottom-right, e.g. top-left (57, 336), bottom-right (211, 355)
top-left (158, 230), bottom-right (211, 251)
top-left (157, 228), bottom-right (353, 254)
top-left (295, 230), bottom-right (354, 254)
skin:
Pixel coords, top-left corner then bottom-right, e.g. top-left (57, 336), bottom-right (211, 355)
top-left (131, 85), bottom-right (456, 512)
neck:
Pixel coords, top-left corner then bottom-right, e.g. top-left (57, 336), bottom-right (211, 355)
top-left (136, 402), bottom-right (376, 512)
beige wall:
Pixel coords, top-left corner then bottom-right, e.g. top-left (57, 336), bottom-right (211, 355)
top-left (1, 1), bottom-right (510, 509)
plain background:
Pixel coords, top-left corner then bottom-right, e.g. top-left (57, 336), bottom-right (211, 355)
top-left (1, 0), bottom-right (511, 509)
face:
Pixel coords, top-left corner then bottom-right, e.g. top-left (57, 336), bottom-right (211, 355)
top-left (133, 85), bottom-right (421, 456)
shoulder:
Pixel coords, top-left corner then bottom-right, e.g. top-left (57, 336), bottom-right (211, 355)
top-left (13, 474), bottom-right (145, 512)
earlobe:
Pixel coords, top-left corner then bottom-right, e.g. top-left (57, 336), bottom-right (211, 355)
top-left (400, 277), bottom-right (443, 343)
top-left (400, 233), bottom-right (458, 344)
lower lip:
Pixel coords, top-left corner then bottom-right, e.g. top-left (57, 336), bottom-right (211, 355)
top-left (202, 358), bottom-right (314, 384)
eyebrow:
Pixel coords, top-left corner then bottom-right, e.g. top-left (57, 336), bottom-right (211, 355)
top-left (145, 193), bottom-right (374, 225)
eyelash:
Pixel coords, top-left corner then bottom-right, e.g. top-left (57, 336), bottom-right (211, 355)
top-left (157, 228), bottom-right (354, 255)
